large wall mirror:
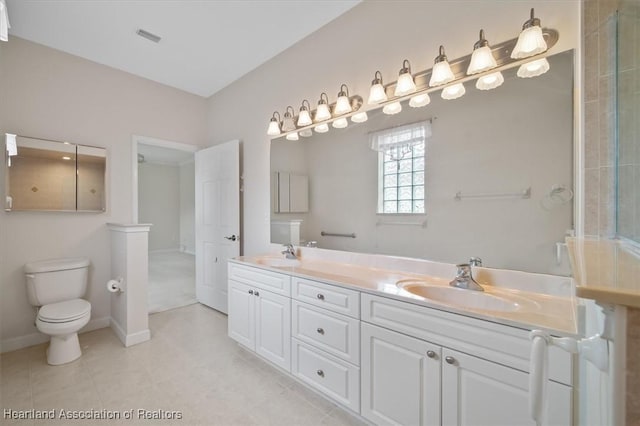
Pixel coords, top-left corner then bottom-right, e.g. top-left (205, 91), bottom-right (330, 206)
top-left (5, 135), bottom-right (106, 212)
top-left (271, 50), bottom-right (575, 275)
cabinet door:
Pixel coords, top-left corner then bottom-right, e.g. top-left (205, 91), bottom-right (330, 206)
top-left (361, 323), bottom-right (441, 426)
top-left (255, 289), bottom-right (291, 371)
top-left (228, 280), bottom-right (255, 350)
top-left (442, 348), bottom-right (572, 426)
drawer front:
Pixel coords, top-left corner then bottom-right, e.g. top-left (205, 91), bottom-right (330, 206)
top-left (361, 293), bottom-right (573, 386)
top-left (292, 277), bottom-right (360, 318)
top-left (291, 339), bottom-right (360, 413)
top-left (292, 301), bottom-right (360, 365)
top-left (228, 262), bottom-right (291, 296)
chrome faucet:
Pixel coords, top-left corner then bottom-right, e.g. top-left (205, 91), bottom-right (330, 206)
top-left (449, 263), bottom-right (484, 291)
top-left (281, 244), bottom-right (297, 259)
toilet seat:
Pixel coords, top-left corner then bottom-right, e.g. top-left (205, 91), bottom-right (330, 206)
top-left (38, 299), bottom-right (91, 323)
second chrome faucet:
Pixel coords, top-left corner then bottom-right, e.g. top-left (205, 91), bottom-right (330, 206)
top-left (449, 258), bottom-right (484, 291)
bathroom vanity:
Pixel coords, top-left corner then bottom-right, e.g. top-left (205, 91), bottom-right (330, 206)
top-left (228, 252), bottom-right (576, 425)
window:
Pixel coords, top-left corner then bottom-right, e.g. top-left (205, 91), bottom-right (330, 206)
top-left (371, 121), bottom-right (430, 214)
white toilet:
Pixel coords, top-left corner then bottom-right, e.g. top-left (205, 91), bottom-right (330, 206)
top-left (24, 257), bottom-right (92, 365)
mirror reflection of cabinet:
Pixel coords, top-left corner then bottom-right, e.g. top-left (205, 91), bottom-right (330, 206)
top-left (272, 172), bottom-right (308, 213)
top-left (5, 135), bottom-right (106, 212)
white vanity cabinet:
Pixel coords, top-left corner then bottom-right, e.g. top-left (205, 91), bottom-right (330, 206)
top-left (228, 264), bottom-right (292, 371)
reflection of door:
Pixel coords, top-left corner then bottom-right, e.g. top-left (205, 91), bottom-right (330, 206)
top-left (195, 140), bottom-right (240, 313)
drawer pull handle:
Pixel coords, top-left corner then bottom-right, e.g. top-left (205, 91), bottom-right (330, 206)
top-left (445, 356), bottom-right (455, 365)
top-left (317, 293), bottom-right (325, 300)
top-left (255, 291), bottom-right (260, 297)
top-left (426, 350), bottom-right (436, 359)
top-left (316, 369), bottom-right (324, 378)
top-left (248, 290), bottom-right (254, 295)
top-left (316, 328), bottom-right (325, 335)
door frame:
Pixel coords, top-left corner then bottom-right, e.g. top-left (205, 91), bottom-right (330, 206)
top-left (131, 135), bottom-right (199, 223)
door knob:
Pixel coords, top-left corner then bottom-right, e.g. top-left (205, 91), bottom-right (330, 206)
top-left (224, 235), bottom-right (238, 241)
top-left (248, 290), bottom-right (254, 295)
top-left (254, 291), bottom-right (260, 297)
top-left (316, 293), bottom-right (325, 300)
top-left (445, 356), bottom-right (456, 365)
top-left (316, 370), bottom-right (324, 378)
top-left (426, 350), bottom-right (436, 358)
top-left (316, 328), bottom-right (325, 335)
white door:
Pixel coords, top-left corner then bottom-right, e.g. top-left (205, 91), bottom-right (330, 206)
top-left (254, 289), bottom-right (291, 370)
top-left (195, 140), bottom-right (240, 313)
top-left (228, 280), bottom-right (255, 350)
top-left (361, 323), bottom-right (441, 426)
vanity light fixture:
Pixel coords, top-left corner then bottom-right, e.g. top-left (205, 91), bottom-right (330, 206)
top-left (299, 129), bottom-right (313, 138)
top-left (266, 111), bottom-right (282, 136)
top-left (476, 71), bottom-right (504, 90)
top-left (332, 117), bottom-right (349, 129)
top-left (351, 112), bottom-right (368, 123)
top-left (467, 30), bottom-right (498, 75)
top-left (382, 101), bottom-right (402, 115)
top-left (286, 131), bottom-right (299, 141)
top-left (511, 8), bottom-right (548, 59)
top-left (441, 83), bottom-right (466, 100)
top-left (297, 100), bottom-right (313, 127)
top-left (394, 60), bottom-right (417, 96)
top-left (334, 84), bottom-right (352, 115)
top-left (517, 57), bottom-right (550, 78)
top-left (281, 106), bottom-right (296, 132)
top-left (314, 123), bottom-right (329, 133)
top-left (429, 46), bottom-right (455, 87)
top-left (409, 93), bottom-right (431, 108)
top-left (368, 71), bottom-right (388, 105)
top-left (315, 93), bottom-right (332, 122)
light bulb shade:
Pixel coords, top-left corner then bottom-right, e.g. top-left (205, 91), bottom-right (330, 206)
top-left (351, 112), bottom-right (368, 123)
top-left (429, 61), bottom-right (455, 87)
top-left (475, 72), bottom-right (504, 90)
top-left (511, 26), bottom-right (547, 59)
top-left (300, 129), bottom-right (313, 138)
top-left (517, 58), bottom-right (550, 78)
top-left (382, 102), bottom-right (402, 115)
top-left (267, 119), bottom-right (281, 136)
top-left (286, 132), bottom-right (299, 141)
top-left (395, 72), bottom-right (417, 96)
top-left (409, 93), bottom-right (431, 108)
top-left (334, 95), bottom-right (352, 115)
top-left (282, 116), bottom-right (296, 132)
top-left (467, 46), bottom-right (497, 75)
top-left (441, 83), bottom-right (466, 100)
top-left (368, 83), bottom-right (388, 105)
top-left (332, 117), bottom-right (349, 129)
top-left (315, 103), bottom-right (331, 121)
top-left (314, 123), bottom-right (329, 133)
top-left (297, 109), bottom-right (312, 127)
top-left (6, 133), bottom-right (17, 156)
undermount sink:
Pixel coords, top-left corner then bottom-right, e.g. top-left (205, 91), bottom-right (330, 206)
top-left (254, 256), bottom-right (301, 267)
top-left (396, 280), bottom-right (523, 312)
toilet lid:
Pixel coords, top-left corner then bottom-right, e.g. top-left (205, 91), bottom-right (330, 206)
top-left (38, 299), bottom-right (91, 323)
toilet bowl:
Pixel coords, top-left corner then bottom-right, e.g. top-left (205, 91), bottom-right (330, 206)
top-left (35, 299), bottom-right (91, 365)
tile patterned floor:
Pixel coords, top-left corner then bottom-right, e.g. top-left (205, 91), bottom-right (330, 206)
top-left (148, 251), bottom-right (197, 314)
top-left (0, 304), bottom-right (367, 426)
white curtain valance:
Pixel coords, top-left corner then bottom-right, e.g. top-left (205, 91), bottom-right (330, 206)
top-left (369, 120), bottom-right (432, 155)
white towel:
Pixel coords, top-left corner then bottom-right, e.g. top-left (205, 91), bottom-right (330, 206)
top-left (0, 0), bottom-right (10, 42)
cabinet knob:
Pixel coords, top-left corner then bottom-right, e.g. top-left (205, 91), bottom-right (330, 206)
top-left (316, 328), bottom-right (325, 335)
top-left (316, 369), bottom-right (324, 378)
top-left (248, 290), bottom-right (254, 295)
top-left (445, 356), bottom-right (455, 365)
top-left (316, 293), bottom-right (325, 300)
top-left (255, 291), bottom-right (260, 297)
top-left (426, 350), bottom-right (436, 358)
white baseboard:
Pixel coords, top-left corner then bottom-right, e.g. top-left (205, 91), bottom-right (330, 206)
top-left (110, 319), bottom-right (150, 347)
top-left (0, 316), bottom-right (110, 354)
top-left (148, 248), bottom-right (180, 254)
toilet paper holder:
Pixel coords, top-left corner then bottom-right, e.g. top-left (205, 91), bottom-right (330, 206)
top-left (107, 277), bottom-right (124, 293)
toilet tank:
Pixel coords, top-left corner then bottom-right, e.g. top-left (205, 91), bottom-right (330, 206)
top-left (24, 257), bottom-right (90, 306)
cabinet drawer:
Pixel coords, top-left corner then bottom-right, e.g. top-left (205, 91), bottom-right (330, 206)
top-left (292, 277), bottom-right (359, 318)
top-left (228, 262), bottom-right (291, 296)
top-left (361, 293), bottom-right (573, 386)
top-left (291, 339), bottom-right (360, 413)
top-left (292, 301), bottom-right (360, 365)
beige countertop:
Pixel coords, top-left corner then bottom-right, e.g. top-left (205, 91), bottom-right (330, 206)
top-left (230, 255), bottom-right (578, 336)
top-left (567, 237), bottom-right (640, 308)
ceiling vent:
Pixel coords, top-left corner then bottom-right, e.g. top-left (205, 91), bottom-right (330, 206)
top-left (136, 29), bottom-right (161, 43)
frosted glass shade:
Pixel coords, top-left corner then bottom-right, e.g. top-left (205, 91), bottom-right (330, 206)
top-left (286, 132), bottom-right (299, 141)
top-left (299, 129), bottom-right (313, 138)
top-left (517, 58), bottom-right (550, 78)
top-left (441, 83), bottom-right (466, 100)
top-left (5, 133), bottom-right (17, 156)
top-left (334, 95), bottom-right (352, 115)
top-left (297, 109), bottom-right (312, 127)
top-left (351, 112), bottom-right (368, 123)
top-left (467, 46), bottom-right (497, 75)
top-left (267, 120), bottom-right (281, 136)
top-left (395, 72), bottom-right (417, 96)
top-left (368, 83), bottom-right (388, 105)
top-left (511, 26), bottom-right (547, 59)
top-left (282, 115), bottom-right (296, 132)
top-left (314, 123), bottom-right (329, 133)
top-left (315, 103), bottom-right (331, 121)
top-left (429, 61), bottom-right (455, 87)
top-left (382, 102), bottom-right (402, 115)
top-left (409, 93), bottom-right (431, 108)
top-left (475, 72), bottom-right (504, 90)
top-left (332, 117), bottom-right (348, 129)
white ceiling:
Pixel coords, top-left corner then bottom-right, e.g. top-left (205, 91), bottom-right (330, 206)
top-left (6, 0), bottom-right (359, 97)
